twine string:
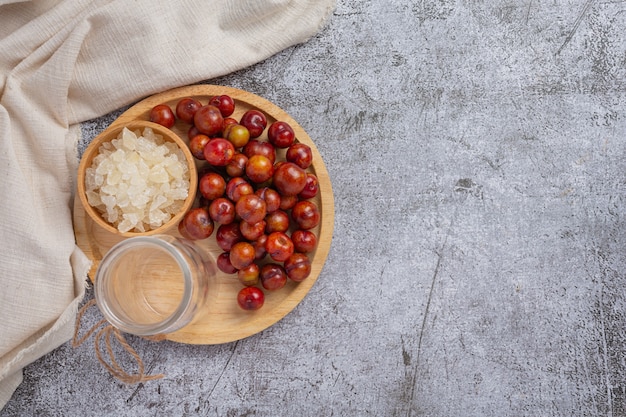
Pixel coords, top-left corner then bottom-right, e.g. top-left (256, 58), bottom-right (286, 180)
top-left (72, 299), bottom-right (106, 347)
top-left (72, 298), bottom-right (165, 384)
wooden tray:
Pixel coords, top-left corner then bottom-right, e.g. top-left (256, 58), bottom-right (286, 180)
top-left (73, 84), bottom-right (334, 345)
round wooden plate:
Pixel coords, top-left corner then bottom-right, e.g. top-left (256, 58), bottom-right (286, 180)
top-left (73, 84), bottom-right (334, 345)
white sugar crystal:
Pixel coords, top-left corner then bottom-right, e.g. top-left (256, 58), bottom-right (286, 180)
top-left (105, 207), bottom-right (118, 223)
top-left (118, 162), bottom-right (136, 180)
top-left (164, 156), bottom-right (183, 178)
top-left (167, 187), bottom-right (188, 200)
top-left (110, 139), bottom-right (122, 152)
top-left (137, 159), bottom-right (149, 178)
top-left (86, 190), bottom-right (102, 207)
top-left (142, 127), bottom-right (154, 138)
top-left (100, 184), bottom-right (117, 195)
top-left (150, 194), bottom-right (167, 211)
top-left (125, 212), bottom-right (140, 226)
top-left (101, 194), bottom-right (116, 208)
top-left (95, 158), bottom-right (111, 175)
top-left (148, 165), bottom-right (169, 183)
top-left (116, 194), bottom-right (130, 209)
top-left (148, 208), bottom-right (169, 227)
top-left (130, 173), bottom-right (146, 186)
top-left (154, 144), bottom-right (168, 158)
top-left (137, 137), bottom-right (156, 155)
top-left (167, 200), bottom-right (184, 214)
top-left (117, 218), bottom-right (133, 234)
top-left (114, 182), bottom-right (129, 195)
top-left (85, 127), bottom-right (190, 233)
top-left (121, 127), bottom-right (138, 150)
top-left (85, 167), bottom-right (96, 190)
top-left (106, 169), bottom-right (122, 185)
top-left (110, 148), bottom-right (125, 163)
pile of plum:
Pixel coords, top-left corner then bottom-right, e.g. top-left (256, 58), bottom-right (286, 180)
top-left (148, 94), bottom-right (320, 311)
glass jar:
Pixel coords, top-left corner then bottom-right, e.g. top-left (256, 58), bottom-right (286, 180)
top-left (94, 235), bottom-right (215, 336)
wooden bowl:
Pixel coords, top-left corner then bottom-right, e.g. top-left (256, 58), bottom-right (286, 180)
top-left (77, 120), bottom-right (198, 237)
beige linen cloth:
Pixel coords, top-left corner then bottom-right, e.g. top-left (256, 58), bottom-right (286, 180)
top-left (0, 0), bottom-right (334, 408)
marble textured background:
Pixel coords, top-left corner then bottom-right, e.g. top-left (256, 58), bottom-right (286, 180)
top-left (3, 0), bottom-right (626, 416)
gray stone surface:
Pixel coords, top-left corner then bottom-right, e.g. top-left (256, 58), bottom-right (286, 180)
top-left (3, 1), bottom-right (626, 416)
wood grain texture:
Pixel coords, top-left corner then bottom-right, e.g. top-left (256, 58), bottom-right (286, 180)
top-left (73, 85), bottom-right (335, 345)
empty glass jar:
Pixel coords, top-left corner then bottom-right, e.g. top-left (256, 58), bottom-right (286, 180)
top-left (94, 235), bottom-right (216, 336)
